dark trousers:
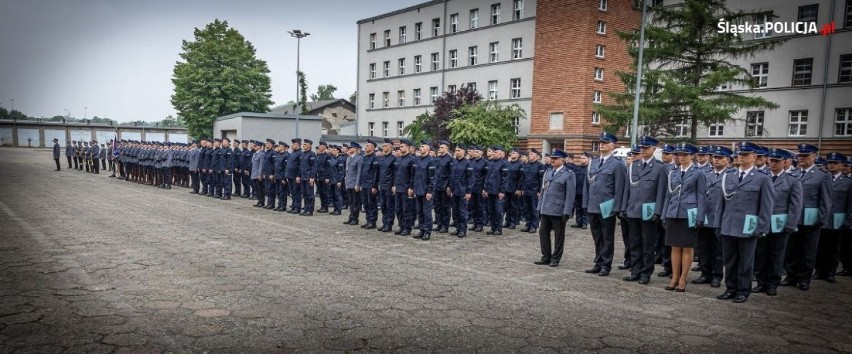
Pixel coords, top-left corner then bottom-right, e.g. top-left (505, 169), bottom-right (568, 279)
top-left (54, 158), bottom-right (60, 170)
top-left (276, 179), bottom-right (288, 209)
top-left (200, 172), bottom-right (209, 194)
top-left (722, 235), bottom-right (758, 295)
top-left (523, 194), bottom-right (540, 229)
top-left (619, 216), bottom-right (631, 267)
top-left (486, 194), bottom-right (504, 232)
top-left (206, 172), bottom-right (215, 195)
top-left (241, 172), bottom-right (251, 197)
top-left (288, 178), bottom-right (301, 211)
top-left (347, 188), bottom-right (361, 222)
top-left (755, 231), bottom-right (791, 288)
top-left (451, 195), bottom-right (468, 234)
top-left (265, 178), bottom-right (276, 206)
top-left (254, 179), bottom-right (266, 206)
top-left (504, 193), bottom-right (520, 226)
top-left (841, 233), bottom-right (852, 272)
top-left (815, 229), bottom-right (842, 277)
top-left (785, 226), bottom-right (821, 285)
top-left (395, 192), bottom-right (415, 230)
top-left (101, 159), bottom-right (107, 170)
top-left (627, 218), bottom-right (657, 278)
top-left (222, 172), bottom-right (232, 197)
top-left (92, 160), bottom-right (99, 174)
top-left (574, 197), bottom-right (588, 226)
top-left (190, 171), bottom-right (200, 193)
top-left (162, 167), bottom-right (172, 186)
top-left (301, 180), bottom-right (315, 212)
top-left (469, 194), bottom-right (485, 227)
top-left (73, 157), bottom-right (79, 169)
top-left (213, 172), bottom-right (223, 197)
top-left (416, 195), bottom-right (433, 234)
top-left (233, 172), bottom-right (241, 196)
top-left (656, 222), bottom-right (672, 271)
top-left (697, 227), bottom-right (724, 280)
top-left (539, 215), bottom-right (566, 263)
top-left (435, 192), bottom-right (451, 228)
top-left (380, 189), bottom-right (395, 227)
top-left (317, 180), bottom-right (330, 209)
top-left (363, 189), bottom-right (378, 224)
top-left (589, 212), bottom-right (616, 271)
top-left (330, 183), bottom-right (343, 212)
top-left (66, 156), bottom-right (72, 168)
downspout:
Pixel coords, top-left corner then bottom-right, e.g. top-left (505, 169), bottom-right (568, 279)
top-left (817, 0), bottom-right (835, 149)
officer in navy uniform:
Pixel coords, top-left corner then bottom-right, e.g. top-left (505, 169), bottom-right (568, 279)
top-left (314, 141), bottom-right (332, 213)
top-left (433, 141), bottom-right (453, 233)
top-left (413, 141), bottom-right (436, 240)
top-left (694, 145), bottom-right (732, 288)
top-left (378, 139), bottom-right (397, 232)
top-left (483, 146), bottom-right (508, 235)
top-left (715, 142), bottom-right (774, 303)
top-left (467, 146), bottom-right (487, 232)
top-left (359, 140), bottom-right (380, 229)
top-left (753, 148), bottom-right (803, 296)
top-left (286, 139), bottom-right (303, 213)
top-left (231, 140), bottom-right (242, 197)
top-left (261, 139), bottom-right (276, 209)
top-left (814, 152), bottom-right (852, 283)
top-left (570, 152), bottom-right (590, 229)
top-left (533, 149), bottom-right (576, 267)
top-left (394, 140), bottom-right (417, 236)
top-left (521, 149), bottom-right (546, 233)
top-left (447, 144), bottom-right (470, 237)
top-left (783, 144), bottom-right (832, 291)
top-left (273, 142), bottom-right (289, 211)
top-left (241, 140), bottom-right (254, 198)
top-left (220, 138), bottom-right (234, 199)
top-left (583, 132), bottom-right (627, 276)
top-left (622, 136), bottom-right (667, 285)
top-left (330, 145), bottom-right (345, 216)
top-left (209, 139), bottom-right (222, 197)
top-left (298, 139), bottom-right (317, 216)
top-left (503, 148), bottom-right (524, 230)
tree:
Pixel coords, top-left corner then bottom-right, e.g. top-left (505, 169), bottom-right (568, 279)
top-left (297, 71), bottom-right (309, 114)
top-left (596, 0), bottom-right (786, 140)
top-left (171, 19), bottom-right (274, 139)
top-left (403, 85), bottom-right (481, 142)
top-left (447, 101), bottom-right (526, 148)
top-left (349, 91), bottom-right (357, 104)
top-left (309, 84), bottom-right (338, 101)
top-left (402, 111), bottom-right (433, 143)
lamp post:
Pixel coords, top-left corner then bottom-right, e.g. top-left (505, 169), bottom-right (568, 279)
top-left (288, 29), bottom-right (310, 137)
top-left (630, 0), bottom-right (649, 146)
top-left (9, 98), bottom-right (14, 111)
top-left (84, 106), bottom-right (87, 120)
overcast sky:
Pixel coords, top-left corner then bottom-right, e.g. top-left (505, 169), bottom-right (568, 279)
top-left (0, 0), bottom-right (422, 122)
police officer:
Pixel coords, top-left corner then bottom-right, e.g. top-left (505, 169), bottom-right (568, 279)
top-left (656, 143), bottom-right (677, 277)
top-left (393, 140), bottom-right (416, 236)
top-left (662, 143), bottom-right (706, 291)
top-left (814, 152), bottom-right (851, 283)
top-left (328, 145), bottom-right (345, 216)
top-left (240, 140), bottom-right (253, 198)
top-left (483, 146), bottom-right (508, 235)
top-left (519, 149), bottom-right (546, 233)
top-left (715, 142), bottom-right (774, 303)
top-left (753, 148), bottom-right (802, 296)
top-left (448, 144), bottom-right (471, 237)
top-left (378, 139), bottom-right (397, 232)
top-left (433, 141), bottom-right (453, 233)
top-left (188, 141), bottom-right (201, 194)
top-left (161, 143), bottom-right (174, 189)
top-left (261, 139), bottom-right (277, 209)
top-left (298, 139), bottom-right (317, 216)
top-left (313, 142), bottom-right (331, 213)
top-left (694, 145), bottom-right (732, 288)
top-left (533, 149), bottom-right (576, 267)
top-left (570, 153), bottom-right (590, 229)
top-left (413, 141), bottom-right (436, 240)
top-left (286, 139), bottom-right (303, 213)
top-left (343, 142), bottom-right (363, 225)
top-left (273, 142), bottom-right (289, 211)
top-left (251, 140), bottom-right (267, 207)
top-left (64, 140), bottom-right (74, 169)
top-left (467, 145), bottom-right (487, 233)
top-left (622, 136), bottom-right (667, 285)
top-left (231, 139), bottom-right (242, 197)
top-left (209, 139), bottom-right (222, 197)
top-left (783, 144), bottom-right (832, 291)
top-left (583, 132), bottom-right (627, 276)
top-left (359, 140), bottom-right (380, 229)
top-left (90, 140), bottom-right (100, 174)
top-left (503, 148), bottom-right (523, 230)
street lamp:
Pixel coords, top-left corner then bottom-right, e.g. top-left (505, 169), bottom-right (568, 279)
top-left (84, 106), bottom-right (88, 119)
top-left (9, 98), bottom-right (14, 111)
top-left (288, 29), bottom-right (310, 137)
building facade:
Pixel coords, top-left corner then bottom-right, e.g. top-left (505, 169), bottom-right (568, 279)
top-left (356, 0), bottom-right (536, 140)
top-left (0, 120), bottom-right (188, 147)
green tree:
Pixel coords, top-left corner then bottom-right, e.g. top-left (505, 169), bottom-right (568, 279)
top-left (404, 85), bottom-right (481, 142)
top-left (297, 71), bottom-right (309, 114)
top-left (447, 101), bottom-right (526, 148)
top-left (309, 84), bottom-right (338, 101)
top-left (171, 19), bottom-right (274, 139)
top-left (596, 0), bottom-right (785, 140)
top-left (349, 91), bottom-right (357, 104)
top-left (0, 107), bottom-right (8, 119)
top-left (402, 111), bottom-right (433, 143)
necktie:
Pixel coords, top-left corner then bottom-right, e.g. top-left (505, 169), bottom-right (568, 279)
top-left (739, 172), bottom-right (745, 183)
top-left (643, 162), bottom-right (647, 169)
top-left (772, 175), bottom-right (777, 183)
top-left (598, 158), bottom-right (604, 168)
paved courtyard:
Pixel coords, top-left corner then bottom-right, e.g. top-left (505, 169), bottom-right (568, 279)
top-left (1, 147), bottom-right (851, 353)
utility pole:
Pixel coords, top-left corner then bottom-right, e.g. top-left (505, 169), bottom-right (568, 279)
top-left (288, 29), bottom-right (310, 137)
top-left (630, 0), bottom-right (649, 146)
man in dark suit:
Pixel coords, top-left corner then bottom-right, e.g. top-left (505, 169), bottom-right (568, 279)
top-left (582, 133), bottom-right (627, 276)
top-left (533, 149), bottom-right (576, 267)
top-left (52, 138), bottom-right (61, 171)
top-left (622, 137), bottom-right (667, 285)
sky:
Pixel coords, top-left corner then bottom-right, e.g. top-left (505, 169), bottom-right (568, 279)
top-left (0, 0), bottom-right (423, 122)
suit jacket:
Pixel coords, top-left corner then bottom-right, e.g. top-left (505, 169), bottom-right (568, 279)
top-left (538, 166), bottom-right (576, 217)
top-left (797, 166), bottom-right (832, 226)
top-left (52, 143), bottom-right (60, 158)
top-left (826, 174), bottom-right (852, 229)
top-left (188, 149), bottom-right (200, 171)
top-left (715, 168), bottom-right (775, 237)
top-left (65, 145), bottom-right (75, 157)
top-left (623, 158), bottom-right (667, 219)
top-left (359, 153), bottom-right (379, 189)
top-left (413, 155), bottom-right (436, 196)
top-left (662, 164), bottom-right (707, 221)
top-left (769, 171), bottom-right (804, 232)
top-left (250, 149), bottom-right (265, 179)
top-left (345, 153), bottom-right (363, 189)
top-left (703, 168), bottom-right (732, 228)
top-left (583, 155), bottom-right (627, 214)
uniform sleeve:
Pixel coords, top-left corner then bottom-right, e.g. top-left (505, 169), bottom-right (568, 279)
top-left (563, 172), bottom-right (577, 216)
top-left (582, 165), bottom-right (590, 209)
top-left (695, 172), bottom-right (707, 223)
top-left (613, 162), bottom-right (627, 213)
top-left (758, 176), bottom-right (775, 234)
top-left (818, 174), bottom-right (833, 227)
top-left (787, 179), bottom-right (804, 231)
top-left (654, 166), bottom-right (667, 217)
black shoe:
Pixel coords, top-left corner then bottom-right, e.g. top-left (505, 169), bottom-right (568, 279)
top-left (221, 196), bottom-right (230, 200)
top-left (490, 231), bottom-right (502, 236)
top-left (413, 224), bottom-right (420, 229)
top-left (752, 285), bottom-right (766, 293)
top-left (301, 212), bottom-right (313, 216)
top-left (365, 224), bottom-right (376, 230)
top-left (711, 278), bottom-right (722, 288)
top-left (570, 224), bottom-right (583, 228)
top-left (507, 224), bottom-right (516, 229)
top-left (838, 269), bottom-right (850, 276)
top-left (549, 261), bottom-right (559, 267)
top-left (657, 270), bottom-right (672, 278)
top-left (360, 223), bottom-right (368, 228)
top-left (716, 291), bottom-right (736, 300)
top-left (473, 226), bottom-right (484, 232)
top-left (253, 203), bottom-right (263, 207)
top-left (264, 206), bottom-right (274, 210)
top-left (766, 288), bottom-right (778, 296)
top-left (421, 234), bottom-right (431, 240)
top-left (457, 233), bottom-right (467, 238)
top-left (394, 229), bottom-right (402, 235)
top-left (623, 275), bottom-right (640, 282)
top-left (520, 226), bottom-right (531, 233)
top-left (527, 228), bottom-right (537, 234)
top-left (413, 233), bottom-right (423, 239)
top-left (469, 225), bottom-right (478, 231)
top-left (399, 230), bottom-right (411, 236)
top-left (617, 264), bottom-right (630, 270)
top-left (598, 269), bottom-right (610, 276)
top-left (779, 278), bottom-right (796, 286)
top-left (584, 266), bottom-right (601, 274)
top-left (534, 260), bottom-right (551, 265)
top-left (450, 230), bottom-right (459, 236)
top-left (378, 226), bottom-right (389, 232)
top-left (692, 276), bottom-right (711, 284)
top-left (733, 294), bottom-right (749, 303)
top-left (825, 276), bottom-right (837, 283)
top-left (331, 211), bottom-right (341, 215)
top-left (190, 191), bottom-right (198, 194)
top-left (798, 283), bottom-right (810, 291)
top-left (438, 227), bottom-right (449, 234)
top-left (638, 277), bottom-right (650, 285)
top-left (317, 208), bottom-right (328, 213)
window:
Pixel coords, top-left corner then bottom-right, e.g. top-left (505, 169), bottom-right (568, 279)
top-left (591, 141), bottom-right (601, 152)
top-left (549, 112), bottom-right (564, 130)
top-left (510, 78), bottom-right (521, 98)
top-left (448, 84), bottom-right (457, 93)
top-left (413, 88), bottom-right (422, 106)
top-left (597, 21), bottom-right (607, 35)
top-left (651, 0), bottom-right (664, 6)
top-left (840, 54), bottom-right (852, 83)
top-left (746, 111), bottom-right (764, 137)
top-left (397, 90), bottom-right (405, 106)
top-left (467, 82), bottom-right (476, 91)
top-left (846, 1), bottom-right (852, 27)
top-left (513, 117), bottom-right (520, 134)
top-left (489, 42), bottom-right (499, 63)
top-left (383, 61), bottom-right (390, 77)
top-left (368, 122), bottom-right (375, 136)
top-left (793, 58), bottom-right (813, 86)
top-left (368, 93), bottom-right (375, 109)
top-left (469, 46), bottom-right (478, 66)
top-left (430, 87), bottom-right (439, 104)
top-left (512, 38), bottom-right (523, 59)
top-left (836, 108), bottom-right (852, 136)
top-left (450, 49), bottom-right (458, 68)
top-left (382, 92), bottom-right (389, 108)
top-left (470, 9), bottom-right (479, 29)
top-left (674, 122), bottom-right (689, 137)
top-left (431, 53), bottom-right (440, 70)
top-left (752, 62), bottom-right (769, 87)
top-left (382, 122), bottom-right (389, 137)
top-left (369, 63), bottom-right (376, 79)
top-left (513, 0), bottom-right (524, 20)
top-left (755, 14), bottom-right (772, 39)
top-left (432, 18), bottom-right (441, 37)
top-left (592, 111), bottom-right (601, 125)
top-left (599, 0), bottom-right (608, 11)
top-left (595, 44), bottom-right (605, 58)
top-left (593, 90), bottom-right (602, 103)
top-left (789, 110), bottom-right (808, 136)
top-left (384, 30), bottom-right (391, 47)
top-left (397, 121), bottom-right (404, 136)
top-left (594, 67), bottom-right (604, 81)
top-left (798, 4), bottom-right (819, 23)
top-left (414, 55), bottom-right (422, 73)
top-left (399, 26), bottom-right (407, 43)
top-left (491, 3), bottom-right (501, 24)
top-left (398, 58), bottom-right (406, 75)
top-left (369, 33), bottom-right (376, 50)
top-left (415, 22), bottom-right (423, 40)
top-left (708, 124), bottom-right (724, 137)
top-left (717, 82), bottom-right (730, 91)
top-left (450, 13), bottom-right (459, 33)
top-left (488, 80), bottom-right (498, 100)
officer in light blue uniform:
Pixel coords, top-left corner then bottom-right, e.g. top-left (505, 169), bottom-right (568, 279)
top-left (814, 152), bottom-right (851, 283)
top-left (582, 132), bottom-right (627, 276)
top-left (250, 140), bottom-right (266, 207)
top-left (783, 143), bottom-right (832, 291)
top-left (378, 139), bottom-right (397, 232)
top-left (754, 148), bottom-right (803, 296)
top-left (656, 143), bottom-right (677, 277)
top-left (521, 149), bottom-right (546, 233)
top-left (714, 142), bottom-right (774, 303)
top-left (285, 139), bottom-right (303, 213)
top-left (694, 145), bottom-right (733, 288)
top-left (533, 149), bottom-right (576, 267)
top-left (413, 141), bottom-right (436, 240)
top-left (343, 142), bottom-right (363, 225)
top-left (754, 146), bottom-right (769, 174)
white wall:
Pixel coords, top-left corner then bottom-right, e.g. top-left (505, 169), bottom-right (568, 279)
top-left (145, 132), bottom-right (165, 142)
top-left (44, 129), bottom-right (67, 146)
top-left (121, 131), bottom-right (141, 141)
top-left (169, 133), bottom-right (188, 143)
top-left (70, 129), bottom-right (91, 142)
top-left (17, 128), bottom-right (39, 147)
top-left (0, 128), bottom-right (12, 146)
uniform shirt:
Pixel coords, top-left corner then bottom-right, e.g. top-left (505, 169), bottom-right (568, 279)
top-left (394, 154), bottom-right (416, 192)
top-left (769, 170), bottom-right (803, 232)
top-left (467, 157), bottom-right (487, 194)
top-left (432, 154), bottom-right (453, 192)
top-left (344, 153), bottom-right (362, 189)
top-left (378, 153), bottom-right (397, 191)
top-left (623, 158), bottom-right (667, 219)
top-left (826, 173), bottom-right (852, 229)
top-left (449, 157), bottom-right (471, 196)
top-left (65, 144), bottom-right (75, 157)
top-left (299, 150), bottom-right (316, 179)
top-left (273, 151), bottom-right (288, 180)
top-left (484, 158), bottom-right (508, 195)
top-left (262, 149), bottom-right (276, 177)
top-left (250, 149), bottom-right (265, 179)
top-left (359, 152), bottom-right (380, 189)
top-left (538, 166), bottom-right (577, 217)
top-left (285, 149), bottom-right (302, 179)
top-left (715, 166), bottom-right (775, 237)
top-left (502, 159), bottom-right (523, 193)
top-left (521, 160), bottom-right (546, 195)
top-left (413, 155), bottom-right (436, 196)
top-left (797, 165), bottom-right (833, 227)
top-left (313, 152), bottom-right (331, 180)
top-left (582, 153), bottom-right (628, 214)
